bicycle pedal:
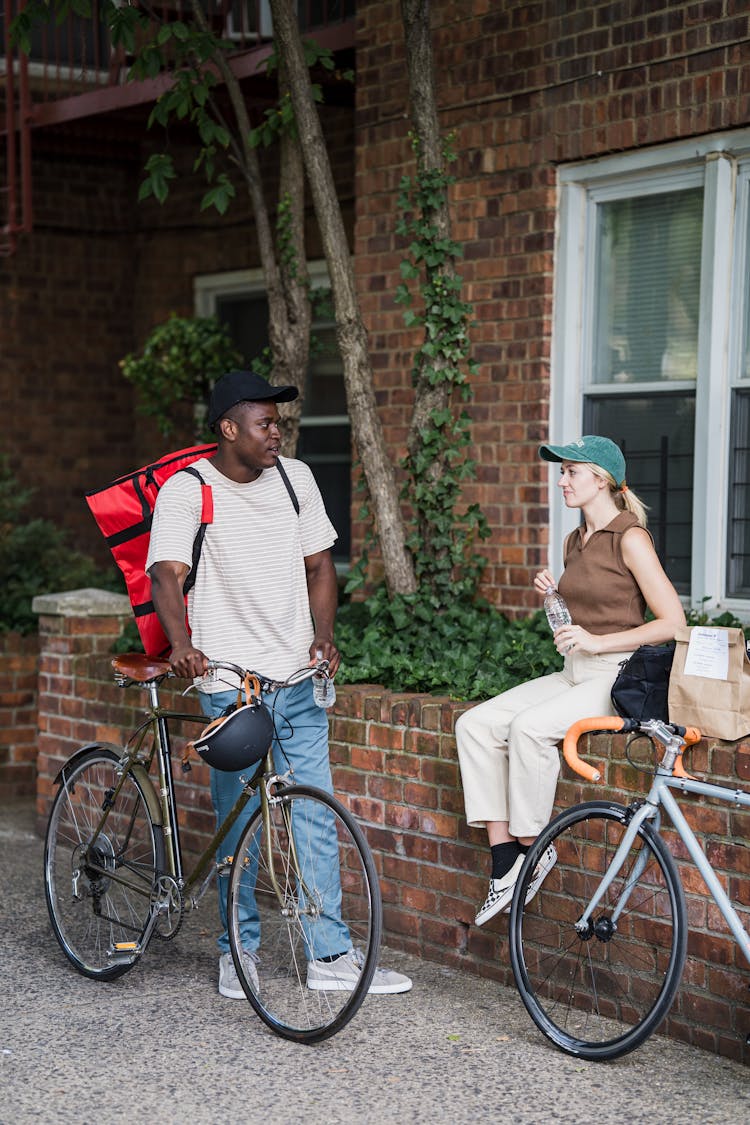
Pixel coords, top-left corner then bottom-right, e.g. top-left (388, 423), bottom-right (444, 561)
top-left (216, 855), bottom-right (233, 877)
top-left (108, 941), bottom-right (141, 964)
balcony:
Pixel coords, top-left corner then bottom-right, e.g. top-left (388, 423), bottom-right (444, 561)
top-left (1, 1), bottom-right (355, 251)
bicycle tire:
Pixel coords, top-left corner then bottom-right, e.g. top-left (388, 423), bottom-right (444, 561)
top-left (509, 800), bottom-right (687, 1061)
top-left (44, 747), bottom-right (165, 980)
top-left (227, 784), bottom-right (383, 1043)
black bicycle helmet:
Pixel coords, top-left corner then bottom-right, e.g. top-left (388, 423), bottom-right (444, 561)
top-left (193, 674), bottom-right (273, 772)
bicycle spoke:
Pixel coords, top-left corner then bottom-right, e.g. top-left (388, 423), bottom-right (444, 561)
top-left (44, 750), bottom-right (165, 980)
top-left (509, 802), bottom-right (687, 1061)
top-left (228, 785), bottom-right (382, 1043)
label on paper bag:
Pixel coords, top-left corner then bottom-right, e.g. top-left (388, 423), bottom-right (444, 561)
top-left (683, 627), bottom-right (730, 680)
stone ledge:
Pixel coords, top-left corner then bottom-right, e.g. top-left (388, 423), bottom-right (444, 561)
top-left (32, 588), bottom-right (132, 618)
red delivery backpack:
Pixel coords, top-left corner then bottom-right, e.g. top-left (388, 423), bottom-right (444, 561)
top-left (85, 445), bottom-right (300, 658)
top-left (85, 444), bottom-right (217, 658)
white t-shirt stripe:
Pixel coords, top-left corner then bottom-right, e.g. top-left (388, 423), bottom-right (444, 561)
top-left (146, 456), bottom-right (337, 682)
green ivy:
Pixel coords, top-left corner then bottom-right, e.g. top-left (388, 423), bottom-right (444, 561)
top-left (346, 143), bottom-right (486, 605)
top-left (394, 137), bottom-right (489, 607)
top-left (336, 593), bottom-right (750, 702)
top-left (336, 592), bottom-right (560, 700)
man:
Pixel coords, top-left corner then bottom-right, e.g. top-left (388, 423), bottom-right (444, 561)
top-left (146, 369), bottom-right (412, 998)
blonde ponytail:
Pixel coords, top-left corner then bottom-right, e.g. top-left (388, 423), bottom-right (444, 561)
top-left (588, 463), bottom-right (649, 528)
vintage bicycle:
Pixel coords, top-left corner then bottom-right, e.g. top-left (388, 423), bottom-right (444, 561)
top-left (43, 653), bottom-right (382, 1043)
top-left (508, 715), bottom-right (750, 1061)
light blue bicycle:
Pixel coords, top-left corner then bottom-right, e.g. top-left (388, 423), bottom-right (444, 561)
top-left (509, 715), bottom-right (750, 1060)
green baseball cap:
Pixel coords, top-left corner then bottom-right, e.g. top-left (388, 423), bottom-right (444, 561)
top-left (539, 435), bottom-right (626, 488)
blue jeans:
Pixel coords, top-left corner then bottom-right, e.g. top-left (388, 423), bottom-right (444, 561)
top-left (200, 677), bottom-right (351, 958)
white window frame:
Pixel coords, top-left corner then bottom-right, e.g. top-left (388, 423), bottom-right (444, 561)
top-left (194, 262), bottom-right (348, 432)
top-left (193, 263), bottom-right (351, 569)
top-left (551, 129), bottom-right (750, 618)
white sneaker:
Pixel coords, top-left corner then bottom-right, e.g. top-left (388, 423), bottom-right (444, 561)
top-left (474, 853), bottom-right (524, 925)
top-left (524, 844), bottom-right (557, 905)
top-left (306, 948), bottom-right (412, 994)
top-left (218, 950), bottom-right (260, 999)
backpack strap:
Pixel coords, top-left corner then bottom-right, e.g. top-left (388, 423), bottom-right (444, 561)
top-left (180, 466), bottom-right (213, 597)
top-left (276, 458), bottom-right (300, 514)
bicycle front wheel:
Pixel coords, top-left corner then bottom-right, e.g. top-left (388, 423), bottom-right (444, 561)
top-left (44, 747), bottom-right (165, 980)
top-left (509, 800), bottom-right (687, 1061)
top-left (227, 784), bottom-right (382, 1043)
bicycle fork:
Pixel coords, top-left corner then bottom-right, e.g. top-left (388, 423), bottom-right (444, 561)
top-left (262, 778), bottom-right (319, 917)
top-left (574, 800), bottom-right (659, 937)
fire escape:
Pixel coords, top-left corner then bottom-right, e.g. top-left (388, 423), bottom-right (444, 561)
top-left (1, 1), bottom-right (355, 256)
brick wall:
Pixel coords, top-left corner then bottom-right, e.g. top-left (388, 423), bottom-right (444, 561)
top-left (0, 102), bottom-right (354, 569)
top-left (0, 633), bottom-right (40, 797)
top-left (6, 4), bottom-right (748, 610)
top-left (30, 598), bottom-right (750, 1062)
top-left (353, 0), bottom-right (750, 612)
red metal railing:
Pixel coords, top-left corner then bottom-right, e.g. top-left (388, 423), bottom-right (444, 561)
top-left (1, 1), bottom-right (354, 251)
top-left (2, 1), bottom-right (354, 103)
top-left (2, 1), bottom-right (32, 255)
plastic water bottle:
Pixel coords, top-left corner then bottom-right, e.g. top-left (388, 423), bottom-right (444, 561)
top-left (312, 673), bottom-right (336, 709)
top-left (544, 586), bottom-right (571, 632)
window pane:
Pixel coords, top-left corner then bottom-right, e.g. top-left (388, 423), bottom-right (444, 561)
top-left (307, 324), bottom-right (348, 415)
top-left (727, 390), bottom-right (750, 595)
top-left (297, 426), bottom-right (351, 560)
top-left (213, 290), bottom-right (350, 564)
top-left (593, 189), bottom-right (703, 385)
top-left (584, 393), bottom-right (695, 593)
top-left (741, 200), bottom-right (750, 383)
top-left (216, 294), bottom-right (269, 365)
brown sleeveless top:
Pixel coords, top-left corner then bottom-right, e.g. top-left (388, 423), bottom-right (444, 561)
top-left (557, 511), bottom-right (651, 635)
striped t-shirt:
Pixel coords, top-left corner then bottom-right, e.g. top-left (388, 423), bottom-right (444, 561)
top-left (146, 456), bottom-right (337, 685)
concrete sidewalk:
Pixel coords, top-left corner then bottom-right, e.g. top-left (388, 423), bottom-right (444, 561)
top-left (1, 797), bottom-right (747, 1125)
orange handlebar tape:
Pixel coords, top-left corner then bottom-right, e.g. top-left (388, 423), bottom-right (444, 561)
top-left (562, 716), bottom-right (625, 782)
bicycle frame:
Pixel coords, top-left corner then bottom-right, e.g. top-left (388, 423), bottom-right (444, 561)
top-left (574, 759), bottom-right (750, 966)
top-left (89, 674), bottom-right (318, 926)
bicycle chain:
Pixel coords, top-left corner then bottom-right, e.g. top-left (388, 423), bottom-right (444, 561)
top-left (152, 875), bottom-right (185, 941)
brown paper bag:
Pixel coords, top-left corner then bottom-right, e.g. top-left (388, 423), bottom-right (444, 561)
top-left (668, 625), bottom-right (750, 740)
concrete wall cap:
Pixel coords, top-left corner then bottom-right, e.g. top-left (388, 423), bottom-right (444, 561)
top-left (32, 587), bottom-right (132, 618)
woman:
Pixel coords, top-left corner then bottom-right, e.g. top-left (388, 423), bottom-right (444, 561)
top-left (456, 435), bottom-right (685, 926)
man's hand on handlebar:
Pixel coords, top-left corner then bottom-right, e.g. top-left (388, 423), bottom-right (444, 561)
top-left (169, 642), bottom-right (209, 681)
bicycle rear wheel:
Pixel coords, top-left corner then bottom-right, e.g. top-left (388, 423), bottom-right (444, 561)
top-left (227, 784), bottom-right (382, 1043)
top-left (44, 747), bottom-right (165, 980)
top-left (509, 800), bottom-right (687, 1061)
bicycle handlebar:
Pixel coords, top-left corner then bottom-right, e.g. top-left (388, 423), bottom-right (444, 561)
top-left (203, 658), bottom-right (330, 694)
top-left (111, 653), bottom-right (330, 691)
top-left (562, 716), bottom-right (702, 783)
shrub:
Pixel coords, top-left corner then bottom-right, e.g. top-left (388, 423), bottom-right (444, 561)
top-left (336, 590), bottom-right (560, 701)
top-left (120, 314), bottom-right (242, 438)
top-left (0, 462), bottom-right (121, 635)
top-left (336, 589), bottom-right (750, 702)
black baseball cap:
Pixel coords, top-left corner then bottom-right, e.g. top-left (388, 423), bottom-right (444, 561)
top-left (208, 370), bottom-right (299, 428)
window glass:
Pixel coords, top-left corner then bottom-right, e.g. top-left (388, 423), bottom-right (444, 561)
top-left (584, 393), bottom-right (695, 593)
top-left (593, 188), bottom-right (703, 385)
top-left (214, 291), bottom-right (350, 565)
top-left (728, 390), bottom-right (750, 596)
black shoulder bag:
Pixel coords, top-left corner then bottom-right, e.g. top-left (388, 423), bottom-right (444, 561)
top-left (610, 643), bottom-right (675, 723)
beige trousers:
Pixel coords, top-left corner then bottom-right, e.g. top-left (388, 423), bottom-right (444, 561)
top-left (455, 649), bottom-right (631, 838)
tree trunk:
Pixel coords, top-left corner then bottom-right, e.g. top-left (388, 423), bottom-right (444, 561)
top-left (268, 0), bottom-right (417, 596)
top-left (272, 56), bottom-right (312, 456)
top-left (400, 0), bottom-right (455, 464)
top-left (190, 0), bottom-right (309, 456)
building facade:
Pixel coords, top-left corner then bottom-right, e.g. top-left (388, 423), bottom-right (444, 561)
top-left (3, 0), bottom-right (750, 617)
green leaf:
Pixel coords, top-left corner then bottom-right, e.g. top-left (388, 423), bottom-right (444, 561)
top-left (200, 174), bottom-right (236, 215)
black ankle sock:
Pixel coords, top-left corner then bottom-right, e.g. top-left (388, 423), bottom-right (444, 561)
top-left (490, 841), bottom-right (521, 879)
